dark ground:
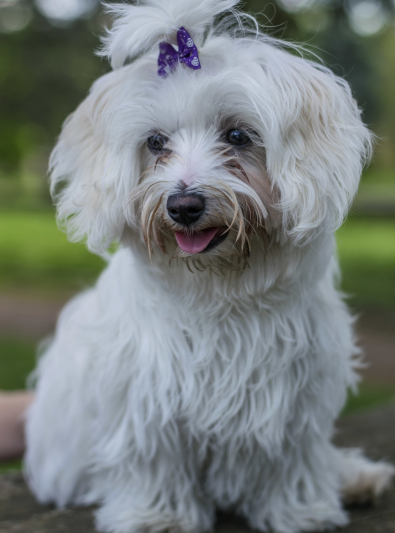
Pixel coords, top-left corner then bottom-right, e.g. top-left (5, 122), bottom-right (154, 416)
top-left (0, 404), bottom-right (394, 532)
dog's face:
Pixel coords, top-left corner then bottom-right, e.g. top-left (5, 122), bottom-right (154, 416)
top-left (50, 29), bottom-right (372, 272)
top-left (131, 62), bottom-right (280, 271)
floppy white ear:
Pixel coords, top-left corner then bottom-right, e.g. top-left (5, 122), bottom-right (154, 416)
top-left (262, 49), bottom-right (373, 244)
top-left (50, 70), bottom-right (140, 254)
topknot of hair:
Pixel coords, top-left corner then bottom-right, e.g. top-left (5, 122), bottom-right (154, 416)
top-left (99, 0), bottom-right (242, 69)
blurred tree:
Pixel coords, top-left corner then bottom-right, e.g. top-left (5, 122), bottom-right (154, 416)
top-left (0, 4), bottom-right (105, 177)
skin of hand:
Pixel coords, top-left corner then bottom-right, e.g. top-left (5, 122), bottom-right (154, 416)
top-left (0, 392), bottom-right (34, 462)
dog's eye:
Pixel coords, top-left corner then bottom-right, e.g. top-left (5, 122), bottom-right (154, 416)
top-left (147, 134), bottom-right (168, 153)
top-left (226, 129), bottom-right (251, 147)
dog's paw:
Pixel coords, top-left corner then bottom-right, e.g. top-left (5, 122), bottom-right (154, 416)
top-left (245, 500), bottom-right (348, 533)
top-left (341, 453), bottom-right (395, 506)
top-left (96, 510), bottom-right (188, 533)
top-left (94, 495), bottom-right (214, 533)
top-left (342, 461), bottom-right (395, 506)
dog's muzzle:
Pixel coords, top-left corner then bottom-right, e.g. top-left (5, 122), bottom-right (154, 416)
top-left (166, 192), bottom-right (228, 254)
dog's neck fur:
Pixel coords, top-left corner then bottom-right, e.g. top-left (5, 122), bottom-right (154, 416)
top-left (121, 228), bottom-right (337, 309)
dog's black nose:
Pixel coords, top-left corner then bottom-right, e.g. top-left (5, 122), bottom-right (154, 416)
top-left (167, 193), bottom-right (205, 226)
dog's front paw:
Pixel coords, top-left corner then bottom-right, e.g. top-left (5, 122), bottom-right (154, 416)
top-left (94, 495), bottom-right (214, 533)
top-left (244, 499), bottom-right (348, 533)
top-left (96, 513), bottom-right (191, 533)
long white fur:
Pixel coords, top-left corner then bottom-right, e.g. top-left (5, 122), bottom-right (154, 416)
top-left (25, 1), bottom-right (394, 533)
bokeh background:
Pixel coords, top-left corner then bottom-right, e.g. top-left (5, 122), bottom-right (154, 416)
top-left (0, 0), bottom-right (394, 469)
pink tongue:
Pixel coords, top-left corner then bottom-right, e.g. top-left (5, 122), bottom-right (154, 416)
top-left (175, 228), bottom-right (219, 254)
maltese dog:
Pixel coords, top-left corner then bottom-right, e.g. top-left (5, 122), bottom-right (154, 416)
top-left (25, 1), bottom-right (394, 532)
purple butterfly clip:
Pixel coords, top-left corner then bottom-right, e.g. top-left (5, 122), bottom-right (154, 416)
top-left (158, 27), bottom-right (201, 78)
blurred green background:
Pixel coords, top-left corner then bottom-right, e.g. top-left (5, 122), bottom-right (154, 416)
top-left (0, 0), bottom-right (394, 471)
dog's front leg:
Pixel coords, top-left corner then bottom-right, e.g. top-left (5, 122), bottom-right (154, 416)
top-left (94, 443), bottom-right (215, 533)
top-left (239, 434), bottom-right (349, 533)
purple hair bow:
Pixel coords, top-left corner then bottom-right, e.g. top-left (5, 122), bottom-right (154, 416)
top-left (158, 27), bottom-right (201, 78)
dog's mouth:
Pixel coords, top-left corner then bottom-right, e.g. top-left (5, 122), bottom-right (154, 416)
top-left (175, 227), bottom-right (228, 254)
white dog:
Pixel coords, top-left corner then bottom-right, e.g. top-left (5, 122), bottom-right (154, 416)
top-left (25, 1), bottom-right (394, 532)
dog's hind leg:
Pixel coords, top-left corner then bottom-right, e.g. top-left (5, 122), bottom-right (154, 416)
top-left (337, 448), bottom-right (395, 506)
top-left (24, 291), bottom-right (98, 507)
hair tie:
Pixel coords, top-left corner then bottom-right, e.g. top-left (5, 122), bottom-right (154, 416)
top-left (158, 27), bottom-right (201, 78)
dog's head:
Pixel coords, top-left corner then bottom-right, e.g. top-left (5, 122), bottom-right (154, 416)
top-left (50, 0), bottom-right (372, 272)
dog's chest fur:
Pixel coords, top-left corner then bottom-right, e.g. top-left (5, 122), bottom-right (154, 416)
top-left (90, 248), bottom-right (318, 467)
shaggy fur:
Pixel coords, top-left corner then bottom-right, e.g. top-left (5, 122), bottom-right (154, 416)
top-left (25, 1), bottom-right (394, 532)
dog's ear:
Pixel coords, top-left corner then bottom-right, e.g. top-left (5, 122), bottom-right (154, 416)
top-left (261, 49), bottom-right (373, 244)
top-left (50, 71), bottom-right (139, 254)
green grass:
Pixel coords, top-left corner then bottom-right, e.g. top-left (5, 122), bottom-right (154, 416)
top-left (343, 385), bottom-right (395, 415)
top-left (0, 338), bottom-right (35, 474)
top-left (0, 337), bottom-right (36, 391)
top-left (360, 168), bottom-right (395, 187)
top-left (0, 211), bottom-right (104, 293)
top-left (0, 459), bottom-right (22, 475)
top-left (355, 169), bottom-right (395, 206)
top-left (336, 217), bottom-right (395, 307)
